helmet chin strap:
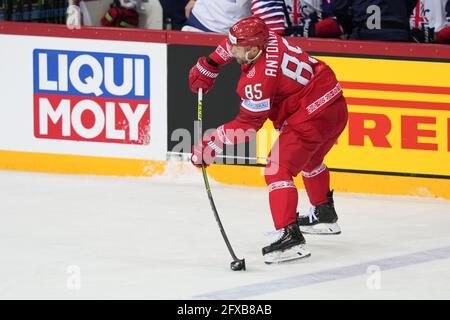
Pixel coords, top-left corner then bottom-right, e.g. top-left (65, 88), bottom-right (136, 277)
top-left (244, 49), bottom-right (262, 64)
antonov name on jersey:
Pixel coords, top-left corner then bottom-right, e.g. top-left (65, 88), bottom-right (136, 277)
top-left (265, 33), bottom-right (279, 78)
top-left (242, 98), bottom-right (271, 112)
top-left (33, 49), bottom-right (151, 145)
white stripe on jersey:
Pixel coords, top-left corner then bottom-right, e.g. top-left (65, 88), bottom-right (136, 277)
top-left (260, 11), bottom-right (286, 20)
top-left (251, 0), bottom-right (285, 10)
top-left (253, 5), bottom-right (284, 15)
top-left (264, 19), bottom-right (286, 25)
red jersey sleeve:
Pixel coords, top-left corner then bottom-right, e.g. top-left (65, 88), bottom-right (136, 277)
top-left (209, 38), bottom-right (234, 66)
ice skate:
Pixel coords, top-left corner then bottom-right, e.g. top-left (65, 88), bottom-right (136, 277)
top-left (297, 190), bottom-right (341, 235)
top-left (262, 222), bottom-right (311, 264)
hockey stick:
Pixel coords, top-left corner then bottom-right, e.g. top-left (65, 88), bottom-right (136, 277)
top-left (197, 88), bottom-right (246, 271)
top-left (167, 151), bottom-right (268, 163)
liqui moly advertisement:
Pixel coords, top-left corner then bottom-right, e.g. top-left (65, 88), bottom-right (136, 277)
top-left (33, 49), bottom-right (151, 144)
top-left (0, 35), bottom-right (167, 160)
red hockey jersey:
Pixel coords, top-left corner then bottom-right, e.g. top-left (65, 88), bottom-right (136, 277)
top-left (211, 32), bottom-right (342, 145)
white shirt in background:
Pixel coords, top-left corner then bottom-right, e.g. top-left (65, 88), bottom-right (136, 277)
top-left (188, 0), bottom-right (252, 33)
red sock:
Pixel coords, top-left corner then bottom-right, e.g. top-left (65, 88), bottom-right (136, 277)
top-left (265, 163), bottom-right (298, 230)
top-left (302, 163), bottom-right (330, 206)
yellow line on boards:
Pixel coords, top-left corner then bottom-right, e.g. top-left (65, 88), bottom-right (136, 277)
top-left (0, 150), bottom-right (166, 176)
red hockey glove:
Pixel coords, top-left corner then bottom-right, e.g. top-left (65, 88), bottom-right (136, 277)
top-left (315, 17), bottom-right (343, 38)
top-left (101, 7), bottom-right (139, 28)
top-left (101, 7), bottom-right (119, 26)
top-left (436, 26), bottom-right (450, 44)
top-left (191, 136), bottom-right (223, 168)
top-left (188, 56), bottom-right (220, 94)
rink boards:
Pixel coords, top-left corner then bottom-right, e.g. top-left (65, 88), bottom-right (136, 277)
top-left (0, 22), bottom-right (449, 198)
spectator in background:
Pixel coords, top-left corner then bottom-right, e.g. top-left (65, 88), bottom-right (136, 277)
top-left (182, 0), bottom-right (252, 33)
top-left (159, 0), bottom-right (189, 30)
top-left (251, 0), bottom-right (343, 38)
top-left (448, 0), bottom-right (450, 18)
top-left (332, 0), bottom-right (418, 41)
top-left (69, 0), bottom-right (93, 26)
top-left (250, 0), bottom-right (286, 34)
top-left (101, 0), bottom-right (141, 28)
top-left (410, 0), bottom-right (450, 44)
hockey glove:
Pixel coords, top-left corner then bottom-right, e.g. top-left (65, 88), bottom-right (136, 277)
top-left (436, 26), bottom-right (450, 44)
top-left (101, 6), bottom-right (139, 28)
top-left (189, 56), bottom-right (220, 94)
top-left (315, 17), bottom-right (343, 38)
top-left (191, 135), bottom-right (223, 168)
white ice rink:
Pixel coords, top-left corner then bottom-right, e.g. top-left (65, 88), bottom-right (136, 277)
top-left (1, 162), bottom-right (450, 300)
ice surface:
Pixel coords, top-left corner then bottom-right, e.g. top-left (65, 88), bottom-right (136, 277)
top-left (0, 163), bottom-right (449, 299)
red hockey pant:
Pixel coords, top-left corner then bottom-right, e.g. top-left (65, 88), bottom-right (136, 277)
top-left (264, 96), bottom-right (348, 230)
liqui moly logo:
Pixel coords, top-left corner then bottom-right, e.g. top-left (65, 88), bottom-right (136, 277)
top-left (33, 49), bottom-right (150, 144)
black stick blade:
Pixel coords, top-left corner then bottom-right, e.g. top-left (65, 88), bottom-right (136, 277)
top-left (230, 259), bottom-right (246, 271)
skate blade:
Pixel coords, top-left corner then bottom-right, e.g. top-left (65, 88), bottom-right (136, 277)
top-left (300, 222), bottom-right (341, 235)
top-left (264, 244), bottom-right (311, 264)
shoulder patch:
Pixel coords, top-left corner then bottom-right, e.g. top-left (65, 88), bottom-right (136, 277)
top-left (241, 98), bottom-right (271, 112)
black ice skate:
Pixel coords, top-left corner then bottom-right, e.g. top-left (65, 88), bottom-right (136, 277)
top-left (297, 190), bottom-right (341, 235)
top-left (262, 222), bottom-right (311, 264)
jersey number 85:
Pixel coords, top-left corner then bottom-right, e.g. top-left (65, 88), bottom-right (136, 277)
top-left (244, 83), bottom-right (262, 100)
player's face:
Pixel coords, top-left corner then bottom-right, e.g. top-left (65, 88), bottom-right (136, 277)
top-left (228, 44), bottom-right (259, 64)
top-left (227, 44), bottom-right (248, 64)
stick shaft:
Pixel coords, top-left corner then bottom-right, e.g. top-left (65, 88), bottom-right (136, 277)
top-left (197, 88), bottom-right (240, 261)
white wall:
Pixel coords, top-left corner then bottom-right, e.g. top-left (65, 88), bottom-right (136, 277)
top-left (83, 0), bottom-right (111, 27)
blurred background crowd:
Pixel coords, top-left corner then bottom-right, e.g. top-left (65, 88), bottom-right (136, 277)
top-left (0, 0), bottom-right (449, 44)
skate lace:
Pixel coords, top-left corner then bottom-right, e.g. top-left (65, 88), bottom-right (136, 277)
top-left (263, 229), bottom-right (285, 243)
top-left (307, 206), bottom-right (318, 223)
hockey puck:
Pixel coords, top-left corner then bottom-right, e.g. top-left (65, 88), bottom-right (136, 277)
top-left (230, 259), bottom-right (246, 271)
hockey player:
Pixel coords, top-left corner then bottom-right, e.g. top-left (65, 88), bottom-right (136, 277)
top-left (188, 17), bottom-right (348, 264)
top-left (410, 0), bottom-right (450, 44)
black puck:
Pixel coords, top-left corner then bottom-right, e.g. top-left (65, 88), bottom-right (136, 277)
top-left (230, 259), bottom-right (246, 271)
